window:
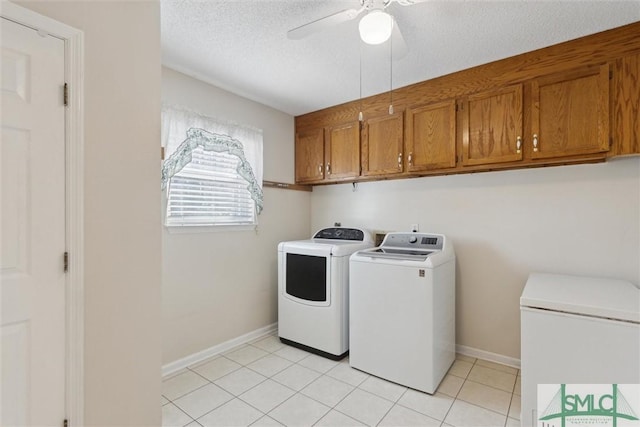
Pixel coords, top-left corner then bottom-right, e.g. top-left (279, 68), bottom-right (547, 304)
top-left (161, 106), bottom-right (263, 227)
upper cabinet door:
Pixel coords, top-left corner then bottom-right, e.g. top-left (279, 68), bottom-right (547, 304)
top-left (531, 64), bottom-right (610, 159)
top-left (462, 84), bottom-right (524, 166)
top-left (614, 53), bottom-right (640, 155)
top-left (325, 121), bottom-right (360, 180)
top-left (405, 100), bottom-right (457, 172)
top-left (295, 128), bottom-right (324, 183)
top-left (362, 112), bottom-right (404, 176)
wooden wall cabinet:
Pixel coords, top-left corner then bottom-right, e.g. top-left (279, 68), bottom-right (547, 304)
top-left (295, 128), bottom-right (325, 183)
top-left (361, 112), bottom-right (404, 177)
top-left (530, 64), bottom-right (610, 159)
top-left (294, 22), bottom-right (640, 185)
top-left (461, 85), bottom-right (524, 166)
top-left (325, 121), bottom-right (360, 180)
top-left (459, 65), bottom-right (611, 167)
top-left (613, 52), bottom-right (640, 155)
top-left (405, 100), bottom-right (457, 172)
top-left (295, 121), bottom-right (360, 184)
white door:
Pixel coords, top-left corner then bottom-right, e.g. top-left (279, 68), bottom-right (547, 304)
top-left (1, 17), bottom-right (66, 426)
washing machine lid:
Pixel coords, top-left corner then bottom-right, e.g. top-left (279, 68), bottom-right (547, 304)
top-left (354, 247), bottom-right (436, 262)
top-left (520, 273), bottom-right (640, 323)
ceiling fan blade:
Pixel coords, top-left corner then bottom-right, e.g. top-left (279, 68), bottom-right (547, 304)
top-left (395, 0), bottom-right (429, 5)
top-left (287, 7), bottom-right (364, 40)
top-left (391, 18), bottom-right (408, 59)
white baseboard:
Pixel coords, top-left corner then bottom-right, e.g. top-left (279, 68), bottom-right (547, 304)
top-left (162, 322), bottom-right (278, 377)
top-left (162, 327), bottom-right (519, 377)
top-left (456, 344), bottom-right (521, 369)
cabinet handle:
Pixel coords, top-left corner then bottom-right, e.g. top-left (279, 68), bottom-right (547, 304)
top-left (318, 164), bottom-right (323, 175)
top-left (516, 136), bottom-right (522, 154)
top-left (408, 152), bottom-right (413, 166)
top-left (533, 134), bottom-right (539, 152)
top-left (397, 153), bottom-right (403, 169)
top-left (326, 163), bottom-right (331, 175)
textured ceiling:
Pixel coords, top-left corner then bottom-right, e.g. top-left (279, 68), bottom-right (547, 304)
top-left (161, 0), bottom-right (640, 116)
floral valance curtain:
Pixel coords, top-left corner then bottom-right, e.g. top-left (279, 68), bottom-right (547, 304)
top-left (160, 105), bottom-right (264, 214)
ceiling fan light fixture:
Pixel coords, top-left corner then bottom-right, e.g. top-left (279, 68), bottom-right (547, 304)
top-left (358, 9), bottom-right (393, 45)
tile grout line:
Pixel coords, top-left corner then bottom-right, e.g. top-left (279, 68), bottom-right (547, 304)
top-left (462, 377), bottom-right (518, 394)
top-left (264, 388), bottom-right (332, 426)
top-left (163, 401), bottom-right (196, 427)
top-left (440, 357), bottom-right (477, 426)
top-left (164, 338), bottom-right (296, 425)
top-left (182, 350), bottom-right (276, 424)
top-left (456, 357), bottom-right (515, 421)
top-left (165, 342), bottom-right (519, 427)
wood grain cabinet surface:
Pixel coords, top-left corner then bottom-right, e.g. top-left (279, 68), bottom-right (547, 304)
top-left (325, 121), bottom-right (360, 180)
top-left (530, 64), bottom-right (610, 159)
top-left (461, 84), bottom-right (524, 166)
top-left (295, 121), bottom-right (360, 184)
top-left (294, 22), bottom-right (640, 185)
top-left (405, 100), bottom-right (457, 172)
top-left (613, 52), bottom-right (640, 155)
top-left (295, 128), bottom-right (325, 183)
top-left (361, 112), bottom-right (404, 177)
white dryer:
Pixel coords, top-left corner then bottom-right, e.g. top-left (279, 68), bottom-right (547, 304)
top-left (278, 227), bottom-right (373, 359)
top-left (349, 232), bottom-right (456, 394)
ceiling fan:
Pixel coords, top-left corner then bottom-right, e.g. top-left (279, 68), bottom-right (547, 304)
top-left (287, 0), bottom-right (428, 56)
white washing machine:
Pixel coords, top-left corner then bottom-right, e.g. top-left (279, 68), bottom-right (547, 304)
top-left (278, 227), bottom-right (373, 359)
top-left (520, 273), bottom-right (640, 426)
top-left (349, 232), bottom-right (456, 393)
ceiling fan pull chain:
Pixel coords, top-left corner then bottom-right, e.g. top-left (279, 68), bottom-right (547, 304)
top-left (359, 37), bottom-right (364, 122)
top-left (389, 16), bottom-right (394, 115)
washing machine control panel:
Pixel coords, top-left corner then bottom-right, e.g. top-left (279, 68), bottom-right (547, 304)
top-left (381, 233), bottom-right (444, 250)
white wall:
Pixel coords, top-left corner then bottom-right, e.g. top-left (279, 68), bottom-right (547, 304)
top-left (15, 1), bottom-right (162, 425)
top-left (162, 67), bottom-right (311, 364)
top-left (311, 158), bottom-right (640, 359)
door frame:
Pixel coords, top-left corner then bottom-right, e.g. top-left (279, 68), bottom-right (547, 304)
top-left (1, 2), bottom-right (85, 425)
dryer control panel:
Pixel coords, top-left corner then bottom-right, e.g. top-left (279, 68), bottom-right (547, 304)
top-left (313, 227), bottom-right (366, 241)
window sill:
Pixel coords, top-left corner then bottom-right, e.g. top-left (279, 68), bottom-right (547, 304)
top-left (164, 224), bottom-right (257, 234)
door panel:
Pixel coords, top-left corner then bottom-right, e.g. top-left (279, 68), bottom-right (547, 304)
top-left (1, 17), bottom-right (66, 426)
top-left (325, 121), bottom-right (359, 180)
top-left (295, 128), bottom-right (324, 183)
top-left (531, 64), bottom-right (610, 159)
top-left (406, 100), bottom-right (457, 172)
top-left (614, 53), bottom-right (640, 155)
top-left (462, 84), bottom-right (523, 166)
top-left (362, 112), bottom-right (404, 176)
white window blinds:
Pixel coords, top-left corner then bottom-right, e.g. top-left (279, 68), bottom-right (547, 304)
top-left (161, 106), bottom-right (263, 227)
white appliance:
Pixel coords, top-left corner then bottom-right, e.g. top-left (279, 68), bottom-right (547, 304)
top-left (520, 273), bottom-right (640, 427)
top-left (278, 227), bottom-right (374, 359)
top-left (349, 232), bottom-right (456, 393)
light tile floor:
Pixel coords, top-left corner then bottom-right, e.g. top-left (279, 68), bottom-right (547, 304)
top-left (162, 334), bottom-right (521, 427)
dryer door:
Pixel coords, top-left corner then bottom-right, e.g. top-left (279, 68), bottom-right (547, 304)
top-left (281, 246), bottom-right (331, 307)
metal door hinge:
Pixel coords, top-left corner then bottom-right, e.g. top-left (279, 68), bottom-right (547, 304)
top-left (64, 252), bottom-right (69, 273)
top-left (610, 137), bottom-right (614, 147)
top-left (609, 70), bottom-right (613, 80)
top-left (63, 419), bottom-right (68, 427)
top-left (161, 146), bottom-right (165, 160)
top-left (63, 83), bottom-right (68, 106)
